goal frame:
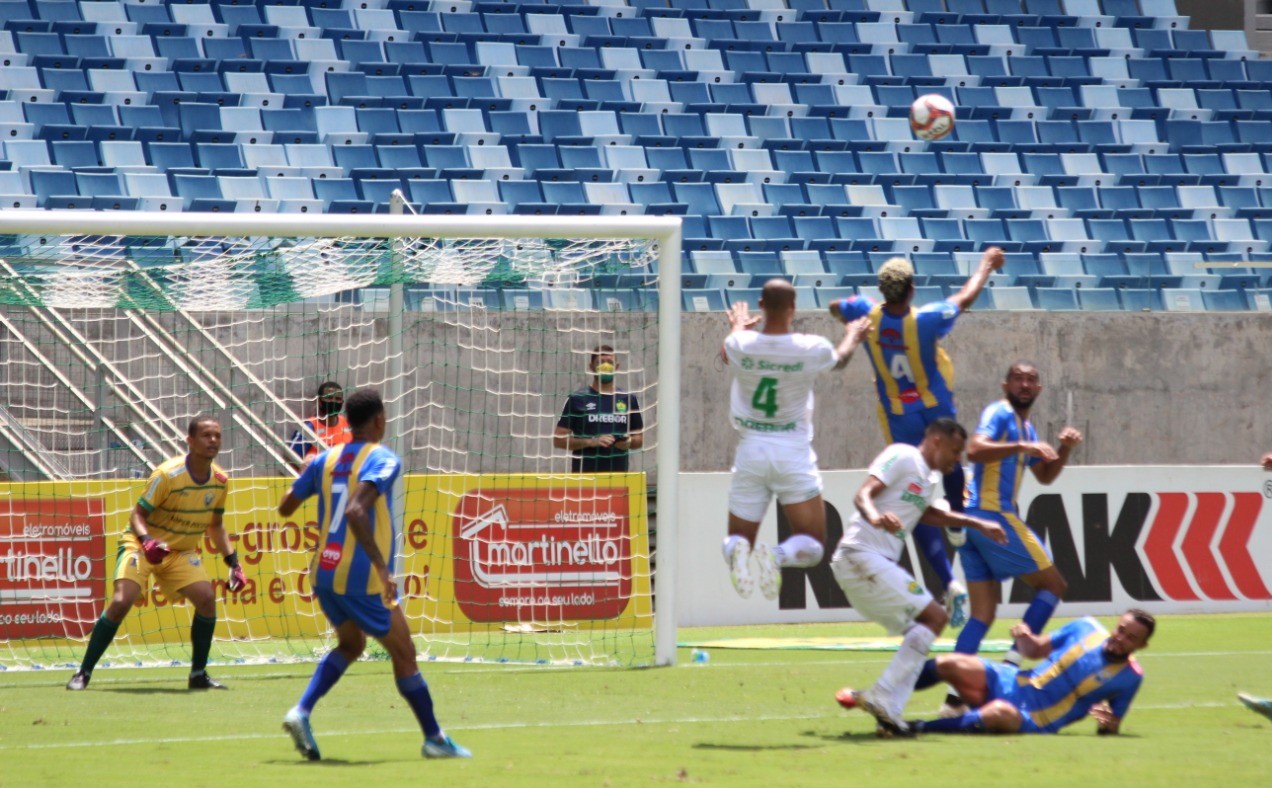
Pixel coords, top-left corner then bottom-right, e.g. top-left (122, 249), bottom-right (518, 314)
top-left (0, 210), bottom-right (683, 667)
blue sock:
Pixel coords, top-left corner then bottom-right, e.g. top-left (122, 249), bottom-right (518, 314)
top-left (299, 650), bottom-right (350, 713)
top-left (1023, 589), bottom-right (1061, 635)
top-left (954, 617), bottom-right (990, 655)
top-left (914, 710), bottom-right (985, 733)
top-left (397, 672), bottom-right (441, 738)
top-left (915, 658), bottom-right (941, 691)
top-left (913, 523), bottom-right (953, 589)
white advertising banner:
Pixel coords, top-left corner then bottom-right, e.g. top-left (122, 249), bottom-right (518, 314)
top-left (676, 466), bottom-right (1272, 627)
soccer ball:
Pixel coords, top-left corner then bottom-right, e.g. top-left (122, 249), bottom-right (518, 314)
top-left (909, 94), bottom-right (956, 141)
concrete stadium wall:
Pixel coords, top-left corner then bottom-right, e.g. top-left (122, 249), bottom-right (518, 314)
top-left (679, 310), bottom-right (1272, 471)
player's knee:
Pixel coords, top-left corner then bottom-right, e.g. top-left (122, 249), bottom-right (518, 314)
top-left (979, 700), bottom-right (1023, 733)
top-left (784, 534), bottom-right (823, 567)
top-left (920, 603), bottom-right (949, 634)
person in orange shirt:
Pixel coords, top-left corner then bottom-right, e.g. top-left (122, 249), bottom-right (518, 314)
top-left (290, 381), bottom-right (352, 466)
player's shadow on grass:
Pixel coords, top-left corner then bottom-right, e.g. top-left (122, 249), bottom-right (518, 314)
top-left (98, 687), bottom-right (197, 695)
top-left (263, 758), bottom-right (402, 767)
top-left (693, 742), bottom-right (821, 752)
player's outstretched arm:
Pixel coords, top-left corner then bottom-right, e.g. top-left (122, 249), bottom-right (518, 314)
top-left (968, 433), bottom-right (1056, 464)
top-left (946, 246), bottom-right (1005, 311)
top-left (1008, 622), bottom-right (1053, 661)
top-left (833, 316), bottom-right (872, 370)
top-left (920, 508), bottom-right (1008, 545)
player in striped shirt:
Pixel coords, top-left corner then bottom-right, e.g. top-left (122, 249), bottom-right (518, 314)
top-left (67, 415), bottom-right (245, 691)
top-left (829, 248), bottom-right (1004, 629)
top-left (905, 611), bottom-right (1154, 735)
top-left (954, 362), bottom-right (1083, 676)
top-left (278, 388), bottom-right (471, 761)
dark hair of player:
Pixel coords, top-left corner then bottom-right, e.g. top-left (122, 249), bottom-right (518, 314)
top-left (925, 417), bottom-right (968, 441)
top-left (344, 388), bottom-right (384, 430)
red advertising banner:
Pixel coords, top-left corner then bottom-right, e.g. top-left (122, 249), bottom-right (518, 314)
top-left (452, 487), bottom-right (633, 622)
top-left (0, 499), bottom-right (106, 638)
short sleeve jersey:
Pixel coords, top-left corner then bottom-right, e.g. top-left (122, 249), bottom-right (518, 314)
top-left (839, 443), bottom-right (945, 562)
top-left (556, 387), bottom-right (643, 472)
top-left (1010, 617), bottom-right (1144, 733)
top-left (723, 330), bottom-right (839, 443)
top-left (967, 400), bottom-right (1040, 513)
top-left (833, 295), bottom-right (960, 416)
top-left (135, 455), bottom-right (229, 551)
top-left (289, 441), bottom-right (402, 595)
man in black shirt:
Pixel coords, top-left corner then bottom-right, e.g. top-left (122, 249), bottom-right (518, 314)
top-left (553, 345), bottom-right (644, 472)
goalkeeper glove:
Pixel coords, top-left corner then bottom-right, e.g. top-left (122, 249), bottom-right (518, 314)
top-left (224, 552), bottom-right (246, 592)
top-left (141, 537), bottom-right (170, 564)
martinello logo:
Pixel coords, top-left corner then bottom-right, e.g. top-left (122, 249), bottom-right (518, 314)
top-left (0, 550), bottom-right (93, 582)
top-left (452, 488), bottom-right (633, 622)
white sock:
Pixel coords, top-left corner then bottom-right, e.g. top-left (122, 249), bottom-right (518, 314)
top-left (874, 624), bottom-right (938, 716)
top-left (1004, 648), bottom-right (1022, 667)
top-left (771, 534), bottom-right (824, 568)
top-left (721, 534), bottom-right (749, 565)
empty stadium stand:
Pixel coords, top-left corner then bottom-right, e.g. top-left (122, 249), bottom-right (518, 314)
top-left (1, 0), bottom-right (1269, 310)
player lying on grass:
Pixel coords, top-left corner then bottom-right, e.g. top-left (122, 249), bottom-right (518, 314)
top-left (842, 610), bottom-right (1154, 735)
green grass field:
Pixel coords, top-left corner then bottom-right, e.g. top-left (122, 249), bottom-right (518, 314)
top-left (2, 613), bottom-right (1271, 787)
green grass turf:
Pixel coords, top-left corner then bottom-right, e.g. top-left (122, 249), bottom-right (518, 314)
top-left (2, 613), bottom-right (1270, 787)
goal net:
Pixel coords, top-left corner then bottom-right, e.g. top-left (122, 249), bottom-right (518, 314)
top-left (0, 209), bottom-right (681, 671)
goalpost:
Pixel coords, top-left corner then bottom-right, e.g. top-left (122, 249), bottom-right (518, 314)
top-left (0, 209), bottom-right (682, 669)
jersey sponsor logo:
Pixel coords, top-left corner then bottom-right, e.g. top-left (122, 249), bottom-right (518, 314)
top-left (898, 388), bottom-right (921, 403)
top-left (318, 543), bottom-right (343, 571)
top-left (587, 413), bottom-right (628, 424)
top-left (753, 359), bottom-right (805, 372)
top-left (733, 417), bottom-right (797, 432)
top-left (585, 402), bottom-right (597, 411)
top-left (0, 499), bottom-right (105, 639)
top-left (877, 327), bottom-right (906, 351)
top-left (907, 481), bottom-right (923, 494)
top-left (452, 488), bottom-right (634, 622)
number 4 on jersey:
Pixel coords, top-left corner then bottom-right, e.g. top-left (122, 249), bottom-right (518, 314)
top-left (751, 376), bottom-right (779, 418)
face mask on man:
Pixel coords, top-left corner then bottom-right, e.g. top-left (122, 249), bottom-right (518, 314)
top-left (319, 394), bottom-right (344, 417)
top-left (595, 361), bottom-right (616, 384)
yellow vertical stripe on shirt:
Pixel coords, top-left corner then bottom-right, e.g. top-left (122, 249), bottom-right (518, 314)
top-left (982, 452), bottom-right (1003, 511)
top-left (865, 304), bottom-right (903, 415)
top-left (901, 310), bottom-right (937, 408)
top-left (1012, 412), bottom-right (1028, 511)
top-left (1023, 631), bottom-right (1119, 727)
top-left (1005, 512), bottom-right (1053, 569)
top-left (334, 442), bottom-right (376, 594)
top-left (937, 347), bottom-right (954, 391)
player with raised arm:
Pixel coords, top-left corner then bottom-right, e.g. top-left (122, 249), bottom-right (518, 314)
top-left (67, 416), bottom-right (245, 691)
top-left (722, 279), bottom-right (872, 600)
top-left (903, 610), bottom-right (1154, 735)
top-left (278, 388), bottom-right (471, 761)
top-left (828, 247), bottom-right (1004, 629)
top-left (830, 419), bottom-right (1008, 735)
top-left (953, 362), bottom-right (1083, 682)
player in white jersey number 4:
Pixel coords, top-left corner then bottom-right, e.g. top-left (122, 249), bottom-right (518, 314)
top-left (830, 420), bottom-right (1007, 735)
top-left (721, 279), bottom-right (873, 601)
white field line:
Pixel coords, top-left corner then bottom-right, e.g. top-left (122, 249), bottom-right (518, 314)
top-left (0, 701), bottom-right (1244, 752)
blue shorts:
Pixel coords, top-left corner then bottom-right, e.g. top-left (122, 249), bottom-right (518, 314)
top-left (958, 509), bottom-right (1054, 583)
top-left (315, 587), bottom-right (394, 638)
top-left (981, 660), bottom-right (1054, 734)
top-left (876, 402), bottom-right (957, 447)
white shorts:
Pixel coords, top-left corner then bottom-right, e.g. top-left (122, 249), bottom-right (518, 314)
top-left (727, 437), bottom-right (823, 523)
top-left (830, 547), bottom-right (934, 635)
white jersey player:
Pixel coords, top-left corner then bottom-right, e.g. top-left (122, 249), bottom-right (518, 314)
top-left (830, 419), bottom-right (1007, 735)
top-left (721, 279), bottom-right (872, 601)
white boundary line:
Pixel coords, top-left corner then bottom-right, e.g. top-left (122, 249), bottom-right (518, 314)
top-left (0, 702), bottom-right (1243, 752)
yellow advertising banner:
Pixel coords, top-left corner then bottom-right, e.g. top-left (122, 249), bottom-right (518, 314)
top-left (1, 474), bottom-right (651, 647)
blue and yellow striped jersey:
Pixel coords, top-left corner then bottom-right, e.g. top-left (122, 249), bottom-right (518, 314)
top-left (967, 400), bottom-right (1040, 514)
top-left (290, 441), bottom-right (402, 596)
top-left (833, 296), bottom-right (960, 416)
top-left (1011, 617), bottom-right (1144, 733)
top-left (136, 455), bottom-right (228, 551)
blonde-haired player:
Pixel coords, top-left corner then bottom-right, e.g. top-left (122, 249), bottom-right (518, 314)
top-left (721, 279), bottom-right (872, 599)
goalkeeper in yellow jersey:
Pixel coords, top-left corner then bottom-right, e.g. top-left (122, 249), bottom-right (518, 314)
top-left (67, 416), bottom-right (246, 691)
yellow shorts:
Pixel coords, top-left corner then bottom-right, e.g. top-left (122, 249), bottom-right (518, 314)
top-left (113, 537), bottom-right (210, 600)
